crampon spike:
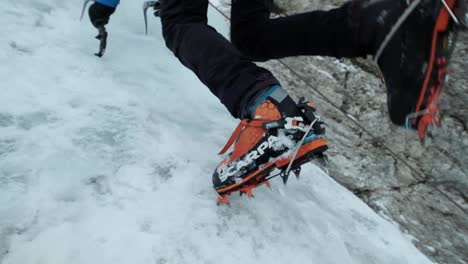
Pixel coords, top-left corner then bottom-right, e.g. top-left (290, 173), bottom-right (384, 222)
top-left (417, 108), bottom-right (441, 143)
top-left (217, 195), bottom-right (230, 206)
top-left (264, 180), bottom-right (272, 189)
top-left (292, 167), bottom-right (301, 179)
top-left (238, 185), bottom-right (255, 198)
top-left (281, 171), bottom-right (290, 185)
top-left (314, 154), bottom-right (329, 174)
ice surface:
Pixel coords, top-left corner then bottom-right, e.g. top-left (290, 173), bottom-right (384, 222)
top-left (0, 0), bottom-right (432, 263)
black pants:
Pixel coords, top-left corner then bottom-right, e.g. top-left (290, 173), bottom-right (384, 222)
top-left (230, 0), bottom-right (366, 61)
top-left (89, 2), bottom-right (116, 28)
top-left (160, 0), bottom-right (365, 118)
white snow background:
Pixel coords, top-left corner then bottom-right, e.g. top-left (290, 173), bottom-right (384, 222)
top-left (0, 0), bottom-right (433, 263)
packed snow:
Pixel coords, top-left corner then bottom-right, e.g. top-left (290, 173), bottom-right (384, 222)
top-left (0, 0), bottom-right (433, 263)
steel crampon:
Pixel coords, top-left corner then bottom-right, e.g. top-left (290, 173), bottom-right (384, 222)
top-left (215, 152), bottom-right (327, 205)
top-left (406, 0), bottom-right (465, 142)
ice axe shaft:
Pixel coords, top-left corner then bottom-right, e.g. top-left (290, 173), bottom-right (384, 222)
top-left (80, 0), bottom-right (95, 21)
top-left (143, 1), bottom-right (159, 35)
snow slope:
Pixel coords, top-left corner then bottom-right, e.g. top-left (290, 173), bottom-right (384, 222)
top-left (0, 0), bottom-right (433, 263)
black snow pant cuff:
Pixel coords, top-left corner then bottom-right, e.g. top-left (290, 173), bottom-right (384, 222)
top-left (160, 0), bottom-right (279, 118)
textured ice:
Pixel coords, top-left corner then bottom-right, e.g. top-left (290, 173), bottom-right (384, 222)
top-left (0, 0), bottom-right (433, 263)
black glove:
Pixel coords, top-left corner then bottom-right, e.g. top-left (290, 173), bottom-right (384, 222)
top-left (153, 1), bottom-right (161, 17)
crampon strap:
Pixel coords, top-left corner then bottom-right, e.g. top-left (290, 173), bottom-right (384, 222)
top-left (218, 119), bottom-right (267, 155)
top-left (417, 57), bottom-right (447, 140)
top-left (407, 57), bottom-right (447, 141)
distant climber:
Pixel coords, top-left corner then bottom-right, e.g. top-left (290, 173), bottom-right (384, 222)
top-left (85, 0), bottom-right (120, 57)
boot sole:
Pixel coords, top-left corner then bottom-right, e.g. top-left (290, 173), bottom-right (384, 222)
top-left (214, 138), bottom-right (328, 198)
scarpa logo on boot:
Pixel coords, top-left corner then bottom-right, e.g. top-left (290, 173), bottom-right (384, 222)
top-left (218, 135), bottom-right (279, 182)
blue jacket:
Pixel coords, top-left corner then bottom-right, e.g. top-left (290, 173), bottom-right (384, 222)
top-left (96, 0), bottom-right (120, 8)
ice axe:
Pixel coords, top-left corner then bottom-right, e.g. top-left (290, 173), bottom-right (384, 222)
top-left (80, 0), bottom-right (95, 21)
top-left (143, 0), bottom-right (160, 35)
